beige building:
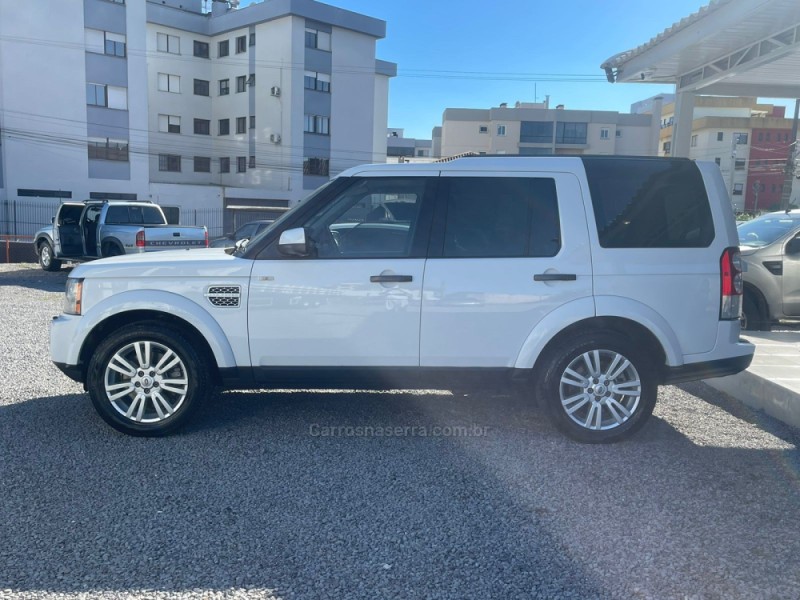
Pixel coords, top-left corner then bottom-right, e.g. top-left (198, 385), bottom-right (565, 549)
top-left (656, 97), bottom-right (797, 212)
top-left (436, 100), bottom-right (657, 159)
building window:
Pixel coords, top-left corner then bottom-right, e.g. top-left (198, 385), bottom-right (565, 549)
top-left (616, 129), bottom-right (622, 138)
top-left (236, 35), bottom-right (247, 53)
top-left (303, 157), bottom-right (329, 176)
top-left (478, 125), bottom-right (488, 134)
top-left (715, 157), bottom-right (721, 166)
top-left (219, 79), bottom-right (229, 95)
top-left (158, 114), bottom-right (181, 134)
top-left (249, 115), bottom-right (255, 129)
top-left (734, 132), bottom-right (748, 145)
top-left (236, 116), bottom-right (247, 134)
top-left (520, 121), bottom-right (553, 143)
top-left (194, 119), bottom-right (210, 135)
top-left (87, 83), bottom-right (127, 109)
top-left (717, 131), bottom-right (724, 141)
top-left (304, 71), bottom-right (330, 92)
top-left (766, 132), bottom-right (771, 141)
top-left (158, 154), bottom-right (181, 172)
top-left (194, 79), bottom-right (210, 96)
top-left (219, 119), bottom-right (230, 135)
top-left (157, 73), bottom-right (180, 93)
top-left (758, 132), bottom-right (764, 142)
top-left (249, 73), bottom-right (255, 86)
top-left (249, 155), bottom-right (256, 168)
top-left (690, 135), bottom-right (698, 147)
top-left (497, 125), bottom-right (506, 136)
top-left (304, 114), bottom-right (330, 135)
top-left (85, 29), bottom-right (126, 57)
top-left (236, 75), bottom-right (247, 93)
top-left (237, 156), bottom-right (246, 173)
top-left (218, 40), bottom-right (229, 57)
top-left (105, 33), bottom-right (126, 57)
top-left (600, 128), bottom-right (609, 140)
top-left (193, 156), bottom-right (211, 172)
top-left (305, 27), bottom-right (331, 51)
top-left (555, 122), bottom-right (587, 144)
top-left (86, 83), bottom-right (107, 107)
top-left (88, 138), bottom-right (129, 161)
top-left (157, 33), bottom-right (180, 54)
top-left (662, 141), bottom-right (671, 153)
top-left (735, 159), bottom-right (746, 170)
top-left (249, 32), bottom-right (256, 46)
top-left (733, 183), bottom-right (743, 195)
top-left (220, 157), bottom-right (230, 173)
top-left (193, 40), bottom-right (209, 58)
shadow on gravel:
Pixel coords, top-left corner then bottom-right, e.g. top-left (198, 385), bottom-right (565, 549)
top-left (0, 391), bottom-right (608, 598)
top-left (0, 267), bottom-right (70, 292)
top-left (2, 389), bottom-right (799, 598)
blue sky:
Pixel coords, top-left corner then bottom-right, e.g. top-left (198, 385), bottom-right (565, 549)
top-left (240, 0), bottom-right (793, 139)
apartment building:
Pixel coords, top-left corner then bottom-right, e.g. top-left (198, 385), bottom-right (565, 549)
top-left (386, 128), bottom-right (433, 163)
top-left (654, 97), bottom-right (796, 212)
top-left (437, 100), bottom-right (657, 159)
top-left (0, 0), bottom-right (395, 232)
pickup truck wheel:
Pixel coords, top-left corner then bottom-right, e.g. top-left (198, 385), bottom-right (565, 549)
top-left (87, 324), bottom-right (212, 436)
top-left (38, 241), bottom-right (61, 272)
top-left (102, 243), bottom-right (123, 258)
top-left (539, 333), bottom-right (657, 443)
top-left (742, 294), bottom-right (770, 331)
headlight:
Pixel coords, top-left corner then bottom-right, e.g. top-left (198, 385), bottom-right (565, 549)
top-left (64, 278), bottom-right (84, 315)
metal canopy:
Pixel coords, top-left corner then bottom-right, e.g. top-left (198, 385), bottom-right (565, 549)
top-left (602, 0), bottom-right (800, 98)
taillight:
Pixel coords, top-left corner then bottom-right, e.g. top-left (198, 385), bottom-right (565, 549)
top-left (205, 228), bottom-right (209, 248)
top-left (720, 247), bottom-right (743, 320)
top-left (136, 230), bottom-right (145, 249)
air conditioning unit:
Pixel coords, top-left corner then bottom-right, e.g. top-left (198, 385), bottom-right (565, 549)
top-left (270, 86), bottom-right (281, 97)
top-left (270, 133), bottom-right (281, 144)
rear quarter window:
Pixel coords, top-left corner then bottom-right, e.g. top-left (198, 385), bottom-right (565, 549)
top-left (582, 158), bottom-right (714, 248)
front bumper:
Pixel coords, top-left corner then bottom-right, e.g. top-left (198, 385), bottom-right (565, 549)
top-left (51, 314), bottom-right (84, 382)
top-left (54, 361), bottom-right (83, 383)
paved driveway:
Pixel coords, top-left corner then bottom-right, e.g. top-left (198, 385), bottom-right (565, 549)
top-left (1, 264), bottom-right (799, 599)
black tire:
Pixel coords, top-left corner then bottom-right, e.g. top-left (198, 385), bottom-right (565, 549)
top-left (38, 240), bottom-right (61, 272)
top-left (102, 242), bottom-right (124, 258)
top-left (537, 332), bottom-right (657, 443)
top-left (86, 323), bottom-right (213, 436)
top-left (742, 293), bottom-right (770, 331)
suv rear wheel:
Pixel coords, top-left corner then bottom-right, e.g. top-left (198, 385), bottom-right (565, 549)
top-left (539, 333), bottom-right (657, 443)
top-left (86, 323), bottom-right (212, 436)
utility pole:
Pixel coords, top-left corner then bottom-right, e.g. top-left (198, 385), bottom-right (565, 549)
top-left (780, 98), bottom-right (799, 212)
top-left (753, 180), bottom-right (762, 214)
top-left (728, 135), bottom-right (739, 209)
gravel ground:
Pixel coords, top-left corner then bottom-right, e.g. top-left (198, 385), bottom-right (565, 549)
top-left (1, 263), bottom-right (800, 599)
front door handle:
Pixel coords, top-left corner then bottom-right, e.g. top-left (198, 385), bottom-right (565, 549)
top-left (534, 273), bottom-right (577, 282)
top-left (370, 275), bottom-right (413, 283)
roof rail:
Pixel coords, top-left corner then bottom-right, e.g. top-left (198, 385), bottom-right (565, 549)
top-left (84, 198), bottom-right (154, 204)
top-left (434, 152), bottom-right (480, 163)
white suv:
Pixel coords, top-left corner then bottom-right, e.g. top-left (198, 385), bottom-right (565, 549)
top-left (51, 157), bottom-right (754, 442)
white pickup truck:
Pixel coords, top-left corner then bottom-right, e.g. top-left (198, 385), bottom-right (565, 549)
top-left (34, 200), bottom-right (208, 271)
top-left (50, 156), bottom-right (753, 442)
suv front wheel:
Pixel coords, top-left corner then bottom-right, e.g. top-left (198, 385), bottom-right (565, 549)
top-left (86, 323), bottom-right (212, 436)
top-left (539, 333), bottom-right (657, 443)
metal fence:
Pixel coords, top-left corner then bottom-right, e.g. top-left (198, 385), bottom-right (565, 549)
top-left (0, 199), bottom-right (226, 241)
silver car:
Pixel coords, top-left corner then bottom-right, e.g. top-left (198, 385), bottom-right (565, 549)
top-left (738, 210), bottom-right (800, 330)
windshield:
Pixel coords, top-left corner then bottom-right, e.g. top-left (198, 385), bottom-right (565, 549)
top-left (738, 215), bottom-right (800, 248)
top-left (235, 179), bottom-right (338, 255)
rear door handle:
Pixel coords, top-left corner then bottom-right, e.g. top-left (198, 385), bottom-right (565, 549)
top-left (370, 275), bottom-right (413, 283)
top-left (534, 273), bottom-right (577, 282)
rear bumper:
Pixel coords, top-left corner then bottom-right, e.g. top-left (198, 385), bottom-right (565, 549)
top-left (663, 352), bottom-right (753, 385)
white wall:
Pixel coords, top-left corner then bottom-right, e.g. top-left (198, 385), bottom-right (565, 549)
top-left (330, 27), bottom-right (377, 174)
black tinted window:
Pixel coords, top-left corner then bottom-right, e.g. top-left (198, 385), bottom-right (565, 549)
top-left (583, 158), bottom-right (714, 248)
top-left (105, 206), bottom-right (129, 224)
top-left (443, 177), bottom-right (560, 258)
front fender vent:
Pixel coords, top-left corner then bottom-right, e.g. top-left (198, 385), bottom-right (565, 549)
top-left (206, 285), bottom-right (241, 308)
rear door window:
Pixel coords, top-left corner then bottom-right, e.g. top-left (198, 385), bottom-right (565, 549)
top-left (582, 158), bottom-right (714, 248)
top-left (441, 177), bottom-right (560, 258)
top-left (105, 206), bottom-right (129, 224)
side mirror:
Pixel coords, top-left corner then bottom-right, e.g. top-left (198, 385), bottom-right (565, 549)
top-left (278, 227), bottom-right (310, 257)
top-left (51, 216), bottom-right (56, 224)
top-left (786, 235), bottom-right (800, 255)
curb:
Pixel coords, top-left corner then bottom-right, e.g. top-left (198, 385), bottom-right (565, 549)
top-left (705, 371), bottom-right (800, 429)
